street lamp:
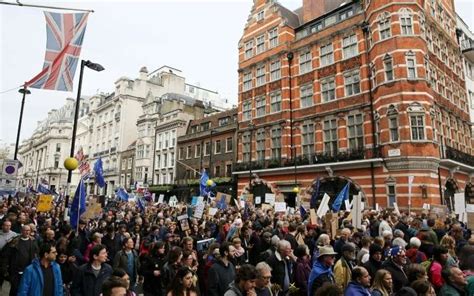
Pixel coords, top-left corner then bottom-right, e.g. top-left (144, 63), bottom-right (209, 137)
top-left (64, 60), bottom-right (105, 215)
top-left (13, 87), bottom-right (31, 160)
top-left (248, 121), bottom-right (254, 191)
top-left (287, 52), bottom-right (299, 202)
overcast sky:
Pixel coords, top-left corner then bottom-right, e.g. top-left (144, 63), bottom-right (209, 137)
top-left (1, 0), bottom-right (473, 146)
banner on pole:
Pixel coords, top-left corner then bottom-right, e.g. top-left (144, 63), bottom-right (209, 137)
top-left (37, 195), bottom-right (53, 212)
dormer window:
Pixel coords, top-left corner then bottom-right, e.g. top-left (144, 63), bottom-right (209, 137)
top-left (256, 11), bottom-right (264, 21)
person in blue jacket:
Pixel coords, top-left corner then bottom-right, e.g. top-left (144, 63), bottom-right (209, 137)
top-left (18, 242), bottom-right (63, 296)
top-left (344, 266), bottom-right (371, 296)
top-left (308, 246), bottom-right (337, 296)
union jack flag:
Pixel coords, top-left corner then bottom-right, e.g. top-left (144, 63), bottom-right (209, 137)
top-left (75, 147), bottom-right (91, 176)
top-left (25, 12), bottom-right (89, 92)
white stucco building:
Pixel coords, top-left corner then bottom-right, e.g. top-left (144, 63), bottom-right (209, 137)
top-left (457, 15), bottom-right (474, 130)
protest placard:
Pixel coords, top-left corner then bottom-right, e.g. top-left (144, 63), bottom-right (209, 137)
top-left (158, 194), bottom-right (164, 204)
top-left (194, 202), bottom-right (205, 219)
top-left (310, 209), bottom-right (317, 225)
top-left (37, 195), bottom-right (53, 212)
top-left (82, 201), bottom-right (102, 220)
top-left (255, 196), bottom-right (261, 204)
top-left (265, 193), bottom-right (275, 205)
top-left (208, 207), bottom-right (218, 216)
top-left (274, 202), bottom-right (286, 212)
top-left (177, 214), bottom-right (189, 231)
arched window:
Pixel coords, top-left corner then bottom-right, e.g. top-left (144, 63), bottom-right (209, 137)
top-left (399, 8), bottom-right (414, 35)
top-left (407, 102), bottom-right (426, 141)
top-left (378, 12), bottom-right (391, 40)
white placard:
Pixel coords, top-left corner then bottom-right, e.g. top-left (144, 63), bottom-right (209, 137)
top-left (317, 193), bottom-right (331, 218)
top-left (352, 192), bottom-right (362, 229)
top-left (158, 194), bottom-right (164, 204)
top-left (255, 196), bottom-right (261, 204)
top-left (208, 207), bottom-right (218, 216)
top-left (169, 195), bottom-right (178, 207)
top-left (393, 202), bottom-right (400, 215)
top-left (345, 199), bottom-right (353, 211)
top-left (375, 203), bottom-right (380, 212)
top-left (454, 192), bottom-right (466, 215)
top-left (361, 201), bottom-right (365, 211)
top-left (265, 193), bottom-right (275, 205)
top-left (274, 202), bottom-right (286, 212)
top-left (194, 202), bottom-right (205, 219)
top-left (388, 149), bottom-right (401, 157)
top-left (422, 203), bottom-right (431, 210)
top-left (177, 214), bottom-right (188, 221)
top-left (466, 204), bottom-right (474, 213)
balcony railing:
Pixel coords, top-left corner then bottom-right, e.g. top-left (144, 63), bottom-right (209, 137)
top-left (445, 146), bottom-right (474, 167)
top-left (234, 147), bottom-right (381, 171)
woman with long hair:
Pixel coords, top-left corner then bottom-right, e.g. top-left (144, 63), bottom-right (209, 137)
top-left (411, 280), bottom-right (436, 296)
top-left (371, 269), bottom-right (393, 296)
top-left (166, 266), bottom-right (198, 296)
top-left (440, 235), bottom-right (459, 267)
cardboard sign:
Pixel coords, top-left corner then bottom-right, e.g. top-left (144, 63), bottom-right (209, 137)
top-left (325, 212), bottom-right (338, 240)
top-left (177, 214), bottom-right (189, 231)
top-left (310, 209), bottom-right (317, 225)
top-left (393, 202), bottom-right (400, 215)
top-left (454, 193), bottom-right (466, 215)
top-left (216, 192), bottom-right (231, 205)
top-left (244, 194), bottom-right (254, 206)
top-left (274, 202), bottom-right (286, 212)
top-left (467, 212), bottom-right (474, 230)
top-left (265, 193), bottom-right (275, 205)
top-left (276, 194), bottom-right (285, 203)
top-left (255, 196), bottom-right (261, 204)
top-left (82, 201), bottom-right (102, 220)
top-left (37, 195), bottom-right (53, 212)
top-left (430, 205), bottom-right (448, 220)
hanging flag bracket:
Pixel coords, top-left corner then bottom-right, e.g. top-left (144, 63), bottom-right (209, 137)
top-left (0, 1), bottom-right (94, 13)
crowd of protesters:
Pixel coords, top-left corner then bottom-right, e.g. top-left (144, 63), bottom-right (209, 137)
top-left (0, 194), bottom-right (474, 296)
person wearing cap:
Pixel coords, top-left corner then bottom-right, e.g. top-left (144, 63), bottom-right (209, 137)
top-left (334, 243), bottom-right (356, 291)
top-left (381, 246), bottom-right (408, 293)
top-left (363, 244), bottom-right (383, 282)
top-left (343, 266), bottom-right (371, 296)
top-left (308, 246), bottom-right (337, 296)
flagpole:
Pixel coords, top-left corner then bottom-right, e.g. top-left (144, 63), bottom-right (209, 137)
top-left (0, 1), bottom-right (94, 12)
top-left (77, 178), bottom-right (81, 233)
top-left (13, 86), bottom-right (30, 160)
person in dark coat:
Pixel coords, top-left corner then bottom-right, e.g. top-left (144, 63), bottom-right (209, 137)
top-left (208, 242), bottom-right (236, 296)
top-left (334, 228), bottom-right (351, 260)
top-left (293, 245), bottom-right (311, 296)
top-left (113, 237), bottom-right (140, 290)
top-left (266, 239), bottom-right (294, 295)
top-left (102, 225), bottom-right (121, 263)
top-left (140, 241), bottom-right (167, 296)
top-left (71, 244), bottom-right (113, 296)
top-left (381, 246), bottom-right (409, 293)
top-left (363, 243), bottom-right (383, 283)
top-left (161, 246), bottom-right (183, 294)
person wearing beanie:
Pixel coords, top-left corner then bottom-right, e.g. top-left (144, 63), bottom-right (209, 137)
top-left (406, 237), bottom-right (427, 264)
top-left (294, 245), bottom-right (311, 296)
top-left (363, 244), bottom-right (383, 282)
top-left (334, 243), bottom-right (356, 291)
top-left (381, 246), bottom-right (409, 293)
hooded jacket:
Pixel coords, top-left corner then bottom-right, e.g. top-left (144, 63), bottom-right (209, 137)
top-left (307, 260), bottom-right (335, 296)
top-left (71, 262), bottom-right (113, 296)
top-left (344, 281), bottom-right (371, 296)
top-left (17, 258), bottom-right (63, 296)
top-left (208, 259), bottom-right (236, 296)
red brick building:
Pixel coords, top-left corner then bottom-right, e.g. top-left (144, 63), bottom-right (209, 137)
top-left (235, 0), bottom-right (473, 210)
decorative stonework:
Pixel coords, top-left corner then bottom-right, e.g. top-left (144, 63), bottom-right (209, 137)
top-left (384, 157), bottom-right (439, 171)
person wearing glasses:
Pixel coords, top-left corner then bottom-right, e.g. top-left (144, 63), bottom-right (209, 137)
top-left (381, 246), bottom-right (409, 293)
top-left (255, 262), bottom-right (272, 296)
top-left (17, 243), bottom-right (63, 296)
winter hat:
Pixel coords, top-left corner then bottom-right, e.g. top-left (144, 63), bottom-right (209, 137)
top-left (387, 246), bottom-right (403, 258)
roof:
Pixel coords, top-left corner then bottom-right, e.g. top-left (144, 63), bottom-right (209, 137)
top-left (275, 2), bottom-right (301, 28)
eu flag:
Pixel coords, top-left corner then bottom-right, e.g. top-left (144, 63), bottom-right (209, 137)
top-left (200, 169), bottom-right (209, 197)
top-left (117, 187), bottom-right (129, 202)
top-left (70, 177), bottom-right (86, 229)
top-left (332, 182), bottom-right (351, 212)
top-left (94, 158), bottom-right (105, 188)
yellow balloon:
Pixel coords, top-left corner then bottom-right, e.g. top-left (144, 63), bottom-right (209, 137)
top-left (293, 186), bottom-right (300, 193)
top-left (64, 157), bottom-right (79, 171)
top-left (206, 179), bottom-right (214, 187)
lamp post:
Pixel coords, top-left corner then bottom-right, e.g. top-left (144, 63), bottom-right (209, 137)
top-left (64, 60), bottom-right (104, 215)
top-left (287, 52), bottom-right (299, 197)
top-left (14, 86), bottom-right (31, 160)
top-left (248, 121), bottom-right (254, 191)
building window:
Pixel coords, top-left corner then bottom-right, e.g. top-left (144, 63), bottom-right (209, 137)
top-left (342, 34), bottom-right (358, 59)
top-left (344, 70), bottom-right (360, 96)
top-left (256, 128), bottom-right (265, 162)
top-left (242, 132), bottom-right (251, 162)
top-left (128, 158), bottom-right (132, 169)
top-left (218, 117), bottom-right (230, 126)
top-left (410, 114), bottom-right (425, 140)
top-left (323, 119), bottom-right (338, 155)
top-left (243, 72), bottom-right (252, 91)
top-left (268, 28), bottom-right (278, 48)
top-left (299, 51), bottom-right (312, 74)
top-left (56, 143), bottom-right (61, 152)
top-left (244, 40), bottom-right (253, 59)
top-left (347, 114), bottom-right (364, 150)
top-left (384, 55), bottom-right (394, 81)
top-left (406, 55), bottom-right (417, 79)
top-left (387, 183), bottom-right (397, 207)
top-left (270, 92), bottom-right (282, 113)
top-left (163, 154), bottom-right (168, 168)
top-left (179, 147), bottom-right (184, 160)
top-left (256, 10), bottom-right (264, 21)
top-left (170, 152), bottom-right (174, 167)
top-left (186, 146), bottom-right (192, 159)
top-left (195, 144), bottom-right (201, 158)
top-left (271, 126), bottom-right (281, 159)
top-left (215, 140), bottom-right (221, 154)
top-left (300, 84), bottom-right (313, 107)
top-left (226, 137), bottom-right (233, 152)
top-left (256, 96), bottom-right (266, 117)
top-left (321, 77), bottom-right (336, 102)
top-left (243, 100), bottom-right (252, 120)
top-left (256, 34), bottom-right (265, 54)
top-left (320, 43), bottom-right (334, 67)
top-left (226, 164), bottom-right (232, 177)
top-left (400, 15), bottom-right (413, 35)
top-left (137, 145), bottom-right (144, 159)
top-left (379, 13), bottom-right (391, 40)
top-left (301, 123), bottom-right (314, 156)
top-left (256, 65), bottom-right (266, 86)
top-left (270, 60), bottom-right (281, 81)
top-left (204, 142), bottom-right (211, 156)
top-left (388, 112), bottom-right (399, 142)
